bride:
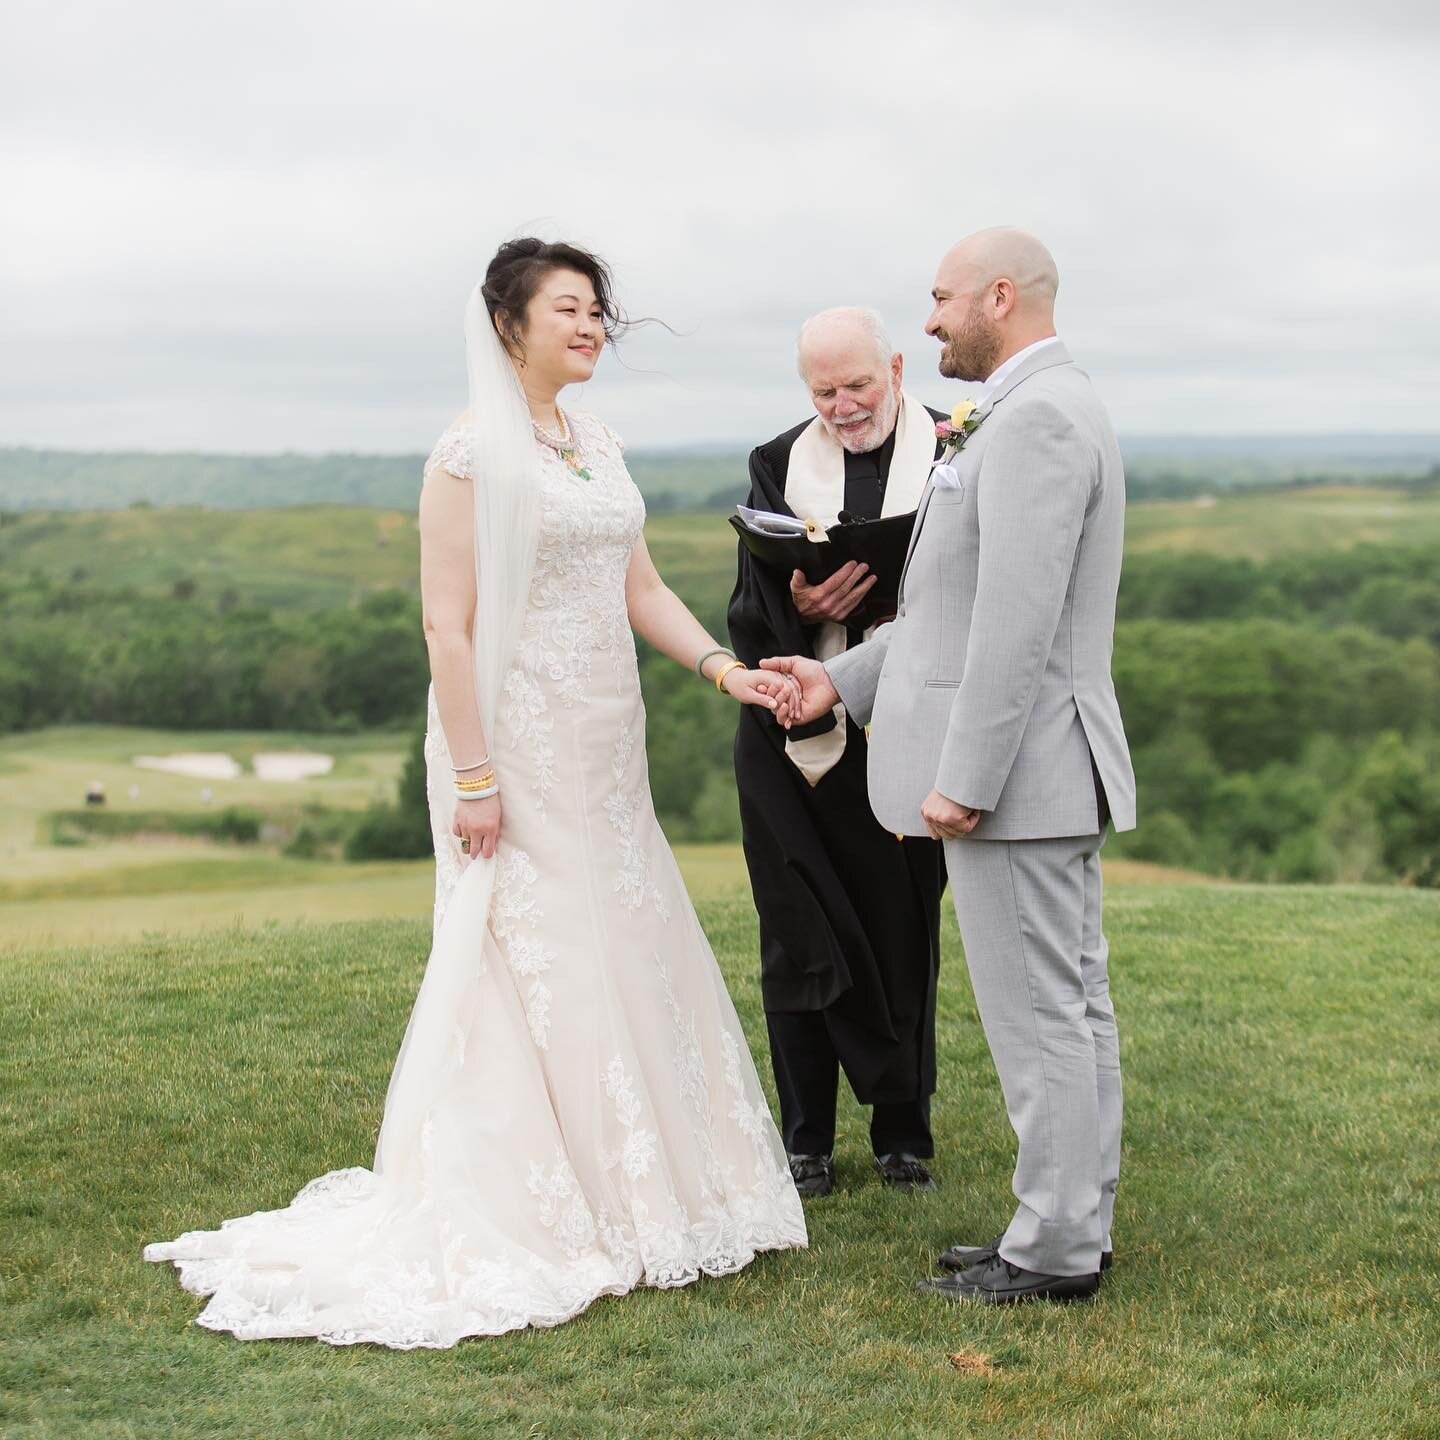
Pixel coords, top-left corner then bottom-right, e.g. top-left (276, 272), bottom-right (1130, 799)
top-left (144, 238), bottom-right (807, 1347)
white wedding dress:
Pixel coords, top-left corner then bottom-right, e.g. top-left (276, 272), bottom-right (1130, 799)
top-left (143, 412), bottom-right (806, 1347)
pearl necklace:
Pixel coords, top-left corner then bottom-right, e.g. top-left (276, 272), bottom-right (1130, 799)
top-left (532, 410), bottom-right (591, 481)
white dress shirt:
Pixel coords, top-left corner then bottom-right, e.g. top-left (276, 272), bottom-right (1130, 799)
top-left (978, 335), bottom-right (1064, 405)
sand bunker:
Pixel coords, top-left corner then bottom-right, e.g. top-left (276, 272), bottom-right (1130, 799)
top-left (252, 752), bottom-right (334, 782)
top-left (130, 752), bottom-right (335, 782)
top-left (133, 753), bottom-right (244, 781)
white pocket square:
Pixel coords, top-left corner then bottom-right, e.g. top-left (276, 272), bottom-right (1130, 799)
top-left (929, 462), bottom-right (963, 491)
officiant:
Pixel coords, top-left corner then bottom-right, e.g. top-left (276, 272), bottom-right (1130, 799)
top-left (727, 307), bottom-right (946, 1198)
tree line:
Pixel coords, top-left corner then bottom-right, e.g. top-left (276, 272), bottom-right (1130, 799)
top-left (3, 540), bottom-right (1436, 885)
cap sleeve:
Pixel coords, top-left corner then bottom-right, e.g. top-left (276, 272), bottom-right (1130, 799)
top-left (423, 427), bottom-right (473, 481)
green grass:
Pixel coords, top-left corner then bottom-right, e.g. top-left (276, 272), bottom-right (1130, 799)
top-left (0, 724), bottom-right (404, 887)
top-left (3, 885), bottom-right (1438, 1438)
top-left (1124, 485), bottom-right (1440, 559)
top-left (0, 725), bottom-right (1194, 950)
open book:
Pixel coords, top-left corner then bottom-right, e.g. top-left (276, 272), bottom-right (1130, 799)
top-left (729, 506), bottom-right (919, 630)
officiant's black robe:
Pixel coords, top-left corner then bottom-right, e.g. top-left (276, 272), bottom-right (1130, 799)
top-left (727, 413), bottom-right (946, 1109)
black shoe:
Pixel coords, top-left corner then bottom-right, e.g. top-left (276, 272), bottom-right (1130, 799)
top-left (787, 1153), bottom-right (834, 1198)
top-left (917, 1254), bottom-right (1100, 1305)
top-left (873, 1153), bottom-right (937, 1192)
top-left (937, 1235), bottom-right (1113, 1274)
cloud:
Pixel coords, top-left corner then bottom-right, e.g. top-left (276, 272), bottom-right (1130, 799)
top-left (2, 0), bottom-right (1436, 450)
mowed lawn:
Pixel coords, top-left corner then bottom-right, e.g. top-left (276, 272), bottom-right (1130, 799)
top-left (3, 885), bottom-right (1437, 1438)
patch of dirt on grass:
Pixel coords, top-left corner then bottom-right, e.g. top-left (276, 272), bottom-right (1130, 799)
top-left (947, 1349), bottom-right (996, 1376)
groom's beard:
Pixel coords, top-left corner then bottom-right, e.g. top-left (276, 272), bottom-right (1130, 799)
top-left (937, 304), bottom-right (1003, 382)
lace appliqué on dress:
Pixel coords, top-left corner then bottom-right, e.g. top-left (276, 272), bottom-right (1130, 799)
top-left (605, 721), bottom-right (670, 920)
top-left (490, 848), bottom-right (556, 1050)
top-left (424, 429), bottom-right (473, 480)
top-left (143, 411), bottom-right (804, 1350)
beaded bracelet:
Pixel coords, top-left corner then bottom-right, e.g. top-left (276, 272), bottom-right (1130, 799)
top-left (454, 768), bottom-right (498, 801)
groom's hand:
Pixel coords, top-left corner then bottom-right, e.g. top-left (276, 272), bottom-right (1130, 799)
top-left (759, 655), bottom-right (839, 727)
top-left (722, 667), bottom-right (802, 715)
top-left (920, 789), bottom-right (981, 841)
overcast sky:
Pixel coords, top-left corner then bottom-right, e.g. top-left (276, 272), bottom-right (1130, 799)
top-left (3, 0), bottom-right (1437, 453)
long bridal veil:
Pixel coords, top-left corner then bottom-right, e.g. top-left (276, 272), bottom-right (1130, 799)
top-left (142, 288), bottom-right (570, 1345)
top-left (373, 286), bottom-right (541, 1181)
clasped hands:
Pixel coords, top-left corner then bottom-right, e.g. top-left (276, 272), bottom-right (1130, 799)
top-left (754, 654), bottom-right (981, 842)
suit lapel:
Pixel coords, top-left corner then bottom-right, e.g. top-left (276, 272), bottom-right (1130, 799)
top-left (894, 342), bottom-right (1074, 608)
top-left (982, 339), bottom-right (1072, 413)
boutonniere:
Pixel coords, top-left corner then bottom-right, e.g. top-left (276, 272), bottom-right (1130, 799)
top-left (934, 399), bottom-right (985, 454)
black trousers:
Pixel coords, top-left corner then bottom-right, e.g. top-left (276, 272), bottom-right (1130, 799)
top-left (766, 1009), bottom-right (934, 1159)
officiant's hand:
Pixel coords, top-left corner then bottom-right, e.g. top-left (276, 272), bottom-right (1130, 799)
top-left (920, 789), bottom-right (980, 841)
top-left (758, 655), bottom-right (839, 726)
top-left (791, 562), bottom-right (877, 623)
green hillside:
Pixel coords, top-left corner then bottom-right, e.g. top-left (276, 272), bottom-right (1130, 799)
top-left (1125, 484), bottom-right (1440, 558)
top-left (4, 437), bottom-right (1437, 513)
top-left (6, 485), bottom-right (1440, 619)
top-left (4, 488), bottom-right (1437, 887)
top-left (0, 446), bottom-right (745, 514)
top-left (0, 506), bottom-right (746, 618)
top-left (0, 505), bottom-right (420, 610)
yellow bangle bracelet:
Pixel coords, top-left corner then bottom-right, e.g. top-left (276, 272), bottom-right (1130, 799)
top-left (714, 659), bottom-right (746, 694)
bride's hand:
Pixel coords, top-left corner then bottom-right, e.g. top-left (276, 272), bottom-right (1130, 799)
top-left (453, 795), bottom-right (501, 864)
top-left (722, 667), bottom-right (802, 726)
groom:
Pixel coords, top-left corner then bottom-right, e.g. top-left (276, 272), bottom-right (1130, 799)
top-left (765, 228), bottom-right (1136, 1304)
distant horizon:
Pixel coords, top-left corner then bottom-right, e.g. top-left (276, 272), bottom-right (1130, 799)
top-left (5, 432), bottom-right (1440, 462)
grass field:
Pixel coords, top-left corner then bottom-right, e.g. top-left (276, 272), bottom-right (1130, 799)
top-left (1123, 485), bottom-right (1440, 559)
top-left (3, 882), bottom-right (1437, 1438)
top-left (0, 725), bottom-right (1197, 950)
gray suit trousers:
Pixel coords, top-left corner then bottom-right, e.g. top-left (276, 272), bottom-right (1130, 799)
top-left (943, 832), bottom-right (1121, 1276)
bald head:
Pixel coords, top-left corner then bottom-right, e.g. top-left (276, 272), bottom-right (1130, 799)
top-left (795, 306), bottom-right (892, 379)
top-left (795, 306), bottom-right (904, 454)
top-left (925, 228), bottom-right (1060, 383)
top-left (943, 228), bottom-right (1059, 312)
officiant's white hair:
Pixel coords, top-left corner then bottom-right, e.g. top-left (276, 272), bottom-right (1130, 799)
top-left (795, 307), bottom-right (893, 379)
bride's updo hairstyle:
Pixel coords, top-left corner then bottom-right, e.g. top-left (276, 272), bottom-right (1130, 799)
top-left (482, 238), bottom-right (633, 361)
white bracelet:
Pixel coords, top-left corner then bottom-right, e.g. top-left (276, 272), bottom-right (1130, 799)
top-left (454, 783), bottom-right (499, 801)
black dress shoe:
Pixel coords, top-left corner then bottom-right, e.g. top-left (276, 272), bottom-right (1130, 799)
top-left (873, 1153), bottom-right (937, 1192)
top-left (917, 1254), bottom-right (1100, 1305)
top-left (937, 1235), bottom-right (1113, 1274)
top-left (787, 1153), bottom-right (834, 1198)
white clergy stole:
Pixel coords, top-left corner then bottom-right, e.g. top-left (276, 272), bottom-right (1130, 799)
top-left (780, 390), bottom-right (936, 786)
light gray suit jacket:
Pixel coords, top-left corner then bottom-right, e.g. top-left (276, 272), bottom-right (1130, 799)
top-left (825, 341), bottom-right (1136, 841)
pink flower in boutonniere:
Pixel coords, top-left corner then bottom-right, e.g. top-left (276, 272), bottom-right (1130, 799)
top-left (935, 398), bottom-right (984, 452)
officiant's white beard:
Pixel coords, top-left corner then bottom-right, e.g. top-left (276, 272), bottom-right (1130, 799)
top-left (821, 386), bottom-right (900, 455)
